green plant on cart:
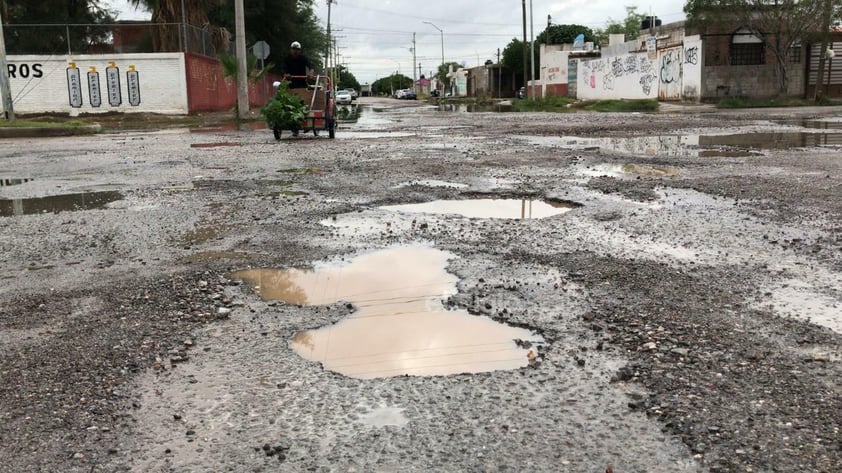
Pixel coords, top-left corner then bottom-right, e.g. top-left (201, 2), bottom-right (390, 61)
top-left (261, 81), bottom-right (308, 130)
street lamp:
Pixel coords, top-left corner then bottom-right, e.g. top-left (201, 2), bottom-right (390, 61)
top-left (423, 21), bottom-right (445, 74)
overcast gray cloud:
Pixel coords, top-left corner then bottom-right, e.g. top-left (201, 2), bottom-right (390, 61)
top-left (106, 0), bottom-right (688, 84)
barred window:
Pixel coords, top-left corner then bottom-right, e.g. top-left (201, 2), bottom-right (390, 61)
top-left (731, 43), bottom-right (765, 65)
top-left (730, 28), bottom-right (764, 65)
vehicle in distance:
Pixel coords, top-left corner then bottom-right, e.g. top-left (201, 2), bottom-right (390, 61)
top-left (335, 89), bottom-right (353, 105)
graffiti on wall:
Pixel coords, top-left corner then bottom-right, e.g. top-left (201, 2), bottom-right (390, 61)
top-left (581, 53), bottom-right (658, 97)
top-left (658, 47), bottom-right (684, 100)
top-left (685, 46), bottom-right (699, 65)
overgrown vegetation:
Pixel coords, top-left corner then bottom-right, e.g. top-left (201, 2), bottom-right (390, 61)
top-left (717, 96), bottom-right (842, 108)
top-left (260, 82), bottom-right (307, 130)
top-left (513, 97), bottom-right (658, 113)
top-left (512, 96), bottom-right (576, 112)
top-left (0, 120), bottom-right (86, 128)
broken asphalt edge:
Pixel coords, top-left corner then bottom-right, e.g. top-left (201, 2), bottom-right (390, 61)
top-left (0, 123), bottom-right (101, 139)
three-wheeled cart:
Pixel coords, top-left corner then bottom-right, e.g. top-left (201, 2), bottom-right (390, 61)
top-left (271, 75), bottom-right (336, 140)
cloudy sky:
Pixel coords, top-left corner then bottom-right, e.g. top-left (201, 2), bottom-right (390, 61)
top-left (106, 0), bottom-right (688, 84)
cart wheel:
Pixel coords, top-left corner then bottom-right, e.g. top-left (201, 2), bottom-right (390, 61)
top-left (328, 120), bottom-right (336, 139)
top-left (273, 127), bottom-right (281, 140)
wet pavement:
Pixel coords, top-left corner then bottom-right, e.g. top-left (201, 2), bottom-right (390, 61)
top-left (1, 97), bottom-right (841, 473)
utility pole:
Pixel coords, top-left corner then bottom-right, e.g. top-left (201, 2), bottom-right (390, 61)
top-left (234, 0), bottom-right (249, 119)
top-left (529, 0), bottom-right (535, 99)
top-left (497, 48), bottom-right (501, 98)
top-left (412, 32), bottom-right (417, 90)
top-left (326, 0), bottom-right (334, 81)
top-left (0, 10), bottom-right (14, 120)
top-left (521, 0), bottom-right (527, 95)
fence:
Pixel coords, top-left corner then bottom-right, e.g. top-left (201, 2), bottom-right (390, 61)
top-left (3, 23), bottom-right (231, 57)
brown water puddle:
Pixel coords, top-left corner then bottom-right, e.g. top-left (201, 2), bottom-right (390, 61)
top-left (231, 246), bottom-right (541, 379)
top-left (1, 178), bottom-right (33, 187)
top-left (190, 142), bottom-right (242, 149)
top-left (1, 191), bottom-right (122, 217)
top-left (380, 198), bottom-right (576, 219)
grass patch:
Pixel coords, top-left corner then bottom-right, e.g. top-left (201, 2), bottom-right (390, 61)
top-left (0, 119), bottom-right (87, 128)
top-left (716, 96), bottom-right (842, 108)
top-left (572, 99), bottom-right (660, 112)
top-left (513, 96), bottom-right (576, 112)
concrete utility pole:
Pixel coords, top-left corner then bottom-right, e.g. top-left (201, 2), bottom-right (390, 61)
top-left (0, 10), bottom-right (14, 120)
top-left (234, 0), bottom-right (249, 119)
top-left (529, 0), bottom-right (535, 99)
top-left (326, 0), bottom-right (334, 80)
top-left (412, 32), bottom-right (417, 90)
top-left (521, 0), bottom-right (527, 94)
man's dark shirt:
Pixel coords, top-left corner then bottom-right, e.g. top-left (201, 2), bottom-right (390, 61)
top-left (283, 54), bottom-right (312, 88)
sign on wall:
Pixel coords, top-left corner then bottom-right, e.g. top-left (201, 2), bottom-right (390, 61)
top-left (88, 67), bottom-right (102, 107)
top-left (106, 61), bottom-right (122, 107)
top-left (66, 62), bottom-right (83, 108)
top-left (127, 65), bottom-right (141, 106)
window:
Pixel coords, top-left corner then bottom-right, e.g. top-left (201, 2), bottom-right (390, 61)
top-left (789, 43), bottom-right (802, 64)
top-left (731, 27), bottom-right (764, 65)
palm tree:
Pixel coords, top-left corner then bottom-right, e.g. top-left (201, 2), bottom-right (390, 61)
top-left (128, 0), bottom-right (224, 52)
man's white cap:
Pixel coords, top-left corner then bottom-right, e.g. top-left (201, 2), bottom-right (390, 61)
top-left (290, 41), bottom-right (301, 49)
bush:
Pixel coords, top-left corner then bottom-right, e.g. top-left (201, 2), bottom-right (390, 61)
top-left (261, 82), bottom-right (307, 130)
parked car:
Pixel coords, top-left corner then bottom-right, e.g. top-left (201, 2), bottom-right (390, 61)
top-left (347, 89), bottom-right (358, 100)
top-left (335, 89), bottom-right (353, 105)
top-left (394, 89), bottom-right (407, 99)
top-left (402, 89), bottom-right (417, 100)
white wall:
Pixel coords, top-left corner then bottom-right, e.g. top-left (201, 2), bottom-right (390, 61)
top-left (577, 52), bottom-right (659, 100)
top-left (2, 53), bottom-right (188, 115)
top-left (682, 36), bottom-right (703, 101)
top-left (541, 50), bottom-right (570, 91)
top-left (658, 46), bottom-right (683, 100)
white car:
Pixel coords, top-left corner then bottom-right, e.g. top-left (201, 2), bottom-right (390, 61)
top-left (335, 90), bottom-right (352, 105)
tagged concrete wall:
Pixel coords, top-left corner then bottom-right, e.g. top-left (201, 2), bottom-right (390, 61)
top-left (658, 46), bottom-right (683, 100)
top-left (541, 49), bottom-right (570, 97)
top-left (2, 53), bottom-right (189, 115)
top-left (578, 52), bottom-right (659, 100)
top-left (682, 36), bottom-right (703, 101)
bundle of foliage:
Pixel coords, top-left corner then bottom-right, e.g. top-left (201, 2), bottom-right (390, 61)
top-left (261, 81), bottom-right (307, 130)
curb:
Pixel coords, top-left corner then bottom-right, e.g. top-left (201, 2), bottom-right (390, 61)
top-left (0, 124), bottom-right (101, 139)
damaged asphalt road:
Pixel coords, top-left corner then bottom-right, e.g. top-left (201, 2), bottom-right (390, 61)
top-left (1, 99), bottom-right (841, 472)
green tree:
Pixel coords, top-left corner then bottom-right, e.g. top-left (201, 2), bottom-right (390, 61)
top-left (1, 0), bottom-right (114, 54)
top-left (335, 65), bottom-right (361, 90)
top-left (685, 0), bottom-right (828, 95)
top-left (595, 6), bottom-right (648, 44)
top-left (434, 61), bottom-right (462, 84)
top-left (536, 24), bottom-right (596, 46)
top-left (207, 0), bottom-right (327, 73)
top-left (371, 73), bottom-right (412, 96)
top-left (127, 0), bottom-right (223, 52)
top-left (501, 38), bottom-right (528, 86)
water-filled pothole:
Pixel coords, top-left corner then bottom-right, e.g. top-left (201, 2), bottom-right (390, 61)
top-left (381, 198), bottom-right (577, 219)
top-left (1, 178), bottom-right (33, 187)
top-left (0, 191), bottom-right (123, 217)
top-left (231, 246), bottom-right (542, 379)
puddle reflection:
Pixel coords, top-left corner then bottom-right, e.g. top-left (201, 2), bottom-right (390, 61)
top-left (231, 246), bottom-right (542, 379)
top-left (1, 191), bottom-right (123, 217)
top-left (381, 198), bottom-right (576, 219)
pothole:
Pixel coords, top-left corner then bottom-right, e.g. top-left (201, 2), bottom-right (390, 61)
top-left (380, 198), bottom-right (578, 219)
top-left (1, 178), bottom-right (33, 187)
top-left (392, 180), bottom-right (468, 189)
top-left (231, 245), bottom-right (543, 379)
top-left (1, 191), bottom-right (123, 217)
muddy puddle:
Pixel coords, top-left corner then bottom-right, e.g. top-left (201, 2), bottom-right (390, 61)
top-left (0, 191), bottom-right (123, 217)
top-left (381, 198), bottom-right (577, 219)
top-left (520, 131), bottom-right (842, 156)
top-left (1, 178), bottom-right (33, 187)
top-left (231, 246), bottom-right (542, 379)
top-left (439, 103), bottom-right (514, 113)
